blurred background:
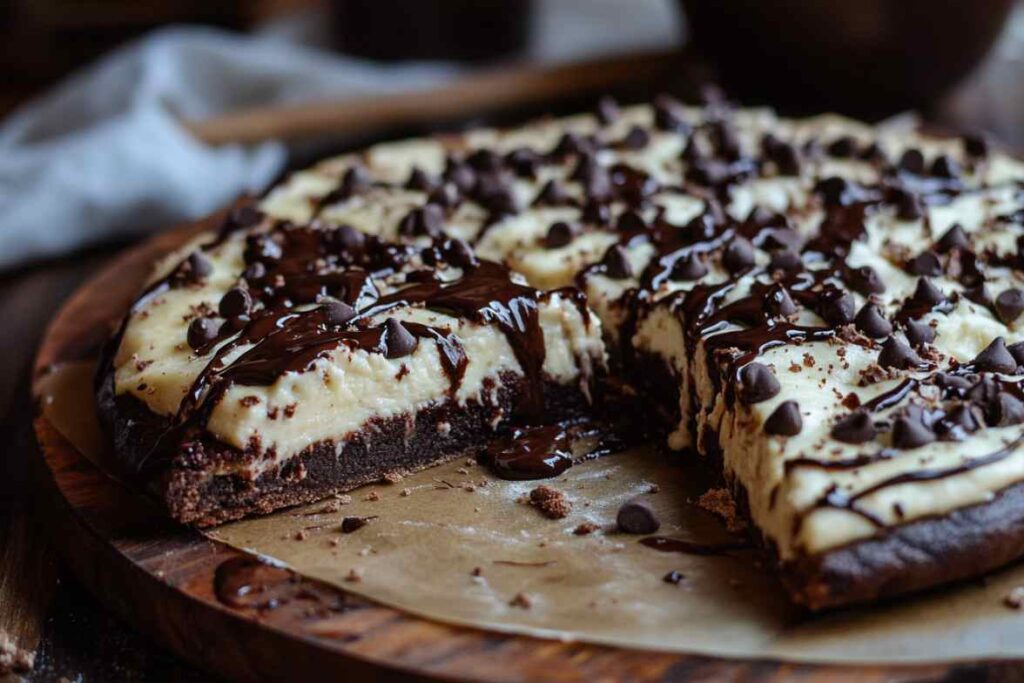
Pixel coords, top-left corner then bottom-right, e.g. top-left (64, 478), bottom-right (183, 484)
top-left (2, 0), bottom-right (1024, 679)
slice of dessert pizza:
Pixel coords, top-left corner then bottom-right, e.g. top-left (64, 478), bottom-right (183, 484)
top-left (97, 216), bottom-right (605, 526)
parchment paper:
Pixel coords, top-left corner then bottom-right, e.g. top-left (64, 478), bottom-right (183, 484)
top-left (38, 361), bottom-right (1024, 664)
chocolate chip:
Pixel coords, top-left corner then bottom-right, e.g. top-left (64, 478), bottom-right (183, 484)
top-left (428, 182), bottom-right (460, 209)
top-left (994, 393), bottom-right (1024, 426)
top-left (1008, 341), bottom-right (1024, 367)
top-left (505, 148), bottom-right (541, 177)
top-left (967, 375), bottom-right (1000, 405)
top-left (653, 95), bottom-right (687, 133)
top-left (335, 224), bottom-right (366, 252)
top-left (710, 121), bottom-right (741, 161)
top-left (552, 132), bottom-right (593, 157)
top-left (761, 134), bottom-right (800, 175)
top-left (859, 142), bottom-right (886, 162)
top-left (963, 133), bottom-right (989, 159)
top-left (818, 289), bottom-right (855, 326)
top-left (399, 204), bottom-right (444, 238)
top-left (972, 337), bottom-right (1017, 374)
top-left (443, 159), bottom-right (476, 193)
top-left (936, 223), bottom-right (969, 252)
top-left (891, 415), bottom-right (935, 449)
top-left (931, 154), bottom-right (960, 179)
top-left (582, 200), bottom-right (611, 225)
top-left (323, 300), bottom-right (356, 326)
top-left (816, 176), bottom-right (859, 207)
top-left (831, 410), bottom-right (876, 444)
top-left (942, 403), bottom-right (979, 433)
top-left (765, 284), bottom-right (798, 318)
top-left (616, 498), bottom-right (661, 534)
top-left (854, 303), bottom-right (892, 338)
top-left (764, 400), bottom-right (802, 436)
top-left (898, 148), bottom-right (925, 174)
top-left (616, 210), bottom-right (647, 233)
top-left (910, 277), bottom-right (947, 308)
top-left (663, 570), bottom-right (686, 585)
top-left (445, 238), bottom-right (477, 268)
top-left (475, 173), bottom-right (519, 216)
top-left (466, 149), bottom-right (502, 173)
top-left (670, 252), bottom-right (708, 281)
top-left (405, 167), bottom-right (435, 193)
top-left (602, 245), bottom-right (633, 279)
top-left (723, 237), bottom-right (755, 274)
top-left (964, 284), bottom-right (992, 308)
top-left (995, 288), bottom-right (1024, 324)
top-left (534, 179), bottom-right (568, 206)
top-left (187, 317), bottom-right (219, 351)
top-left (340, 165), bottom-right (371, 197)
top-left (904, 318), bottom-right (935, 347)
top-left (383, 318), bottom-right (418, 359)
top-left (185, 252), bottom-right (213, 281)
top-left (738, 362), bottom-right (781, 404)
top-left (906, 250), bottom-right (943, 277)
top-left (218, 288), bottom-right (252, 318)
top-left (878, 336), bottom-right (923, 369)
top-left (846, 264), bottom-right (886, 295)
top-left (826, 136), bottom-right (856, 158)
top-left (894, 190), bottom-right (924, 221)
top-left (769, 249), bottom-right (802, 273)
top-left (595, 95), bottom-right (621, 125)
top-left (621, 126), bottom-right (650, 150)
top-left (545, 221), bottom-right (576, 249)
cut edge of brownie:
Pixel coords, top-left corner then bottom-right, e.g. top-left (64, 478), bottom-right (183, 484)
top-left (635, 349), bottom-right (1024, 611)
top-left (97, 346), bottom-right (594, 526)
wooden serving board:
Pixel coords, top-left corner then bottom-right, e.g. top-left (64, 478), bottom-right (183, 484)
top-left (30, 219), bottom-right (1020, 681)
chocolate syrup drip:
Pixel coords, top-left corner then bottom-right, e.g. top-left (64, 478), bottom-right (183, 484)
top-left (482, 425), bottom-right (574, 480)
top-left (805, 432), bottom-right (1024, 530)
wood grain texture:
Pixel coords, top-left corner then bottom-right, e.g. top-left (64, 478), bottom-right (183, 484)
top-left (30, 219), bottom-right (1024, 681)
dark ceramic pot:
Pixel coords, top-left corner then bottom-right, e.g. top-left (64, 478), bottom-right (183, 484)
top-left (680, 0), bottom-right (1016, 118)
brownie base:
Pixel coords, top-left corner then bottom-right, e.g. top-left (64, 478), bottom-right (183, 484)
top-left (633, 350), bottom-right (1024, 611)
top-left (98, 355), bottom-right (592, 527)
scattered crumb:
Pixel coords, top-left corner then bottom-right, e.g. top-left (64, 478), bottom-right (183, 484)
top-left (334, 494), bottom-right (352, 505)
top-left (509, 592), bottom-right (533, 609)
top-left (471, 566), bottom-right (483, 577)
top-left (400, 488), bottom-right (412, 497)
top-left (464, 458), bottom-right (477, 467)
top-left (345, 568), bottom-right (363, 583)
top-left (320, 500), bottom-right (342, 514)
top-left (382, 471), bottom-right (403, 484)
top-left (1005, 587), bottom-right (1024, 609)
top-left (647, 483), bottom-right (660, 494)
top-left (573, 522), bottom-right (600, 536)
top-left (365, 491), bottom-right (381, 502)
top-left (329, 538), bottom-right (340, 547)
top-left (293, 530), bottom-right (308, 541)
top-left (697, 488), bottom-right (747, 534)
top-left (529, 485), bottom-right (572, 519)
top-left (456, 467), bottom-right (469, 475)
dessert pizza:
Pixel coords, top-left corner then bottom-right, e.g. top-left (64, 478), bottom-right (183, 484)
top-left (97, 95), bottom-right (1024, 609)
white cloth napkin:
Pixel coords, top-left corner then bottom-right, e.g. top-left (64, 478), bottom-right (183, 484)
top-left (0, 0), bottom-right (681, 270)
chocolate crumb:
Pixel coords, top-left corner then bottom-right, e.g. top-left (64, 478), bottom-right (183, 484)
top-left (293, 530), bottom-right (308, 541)
top-left (573, 522), bottom-right (600, 536)
top-left (696, 488), bottom-right (747, 533)
top-left (509, 592), bottom-right (533, 609)
top-left (365, 491), bottom-right (381, 502)
top-left (1005, 587), bottom-right (1024, 609)
top-left (345, 568), bottom-right (363, 583)
top-left (400, 488), bottom-right (412, 497)
top-left (529, 485), bottom-right (572, 519)
top-left (382, 471), bottom-right (403, 484)
top-left (471, 566), bottom-right (483, 577)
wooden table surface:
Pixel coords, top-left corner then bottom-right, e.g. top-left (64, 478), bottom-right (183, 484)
top-left (4, 35), bottom-right (1024, 679)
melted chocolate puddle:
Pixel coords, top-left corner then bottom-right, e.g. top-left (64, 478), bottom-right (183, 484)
top-left (482, 425), bottom-right (575, 480)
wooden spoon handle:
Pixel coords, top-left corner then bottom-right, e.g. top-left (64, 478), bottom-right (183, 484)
top-left (183, 49), bottom-right (681, 146)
